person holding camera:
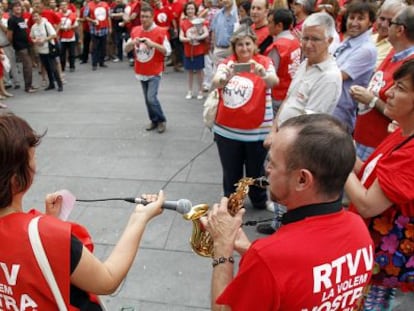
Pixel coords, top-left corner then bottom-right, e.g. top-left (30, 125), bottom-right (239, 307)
top-left (125, 4), bottom-right (171, 134)
top-left (211, 24), bottom-right (278, 210)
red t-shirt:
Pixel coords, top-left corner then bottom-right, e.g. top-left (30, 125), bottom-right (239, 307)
top-left (217, 210), bottom-right (374, 310)
top-left (354, 51), bottom-right (414, 148)
top-left (130, 25), bottom-right (166, 75)
top-left (265, 35), bottom-right (301, 101)
top-left (252, 24), bottom-right (270, 47)
top-left (180, 18), bottom-right (207, 57)
top-left (216, 54), bottom-right (270, 130)
top-left (349, 128), bottom-right (414, 290)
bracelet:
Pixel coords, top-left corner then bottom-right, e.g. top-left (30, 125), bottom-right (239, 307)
top-left (212, 256), bottom-right (234, 267)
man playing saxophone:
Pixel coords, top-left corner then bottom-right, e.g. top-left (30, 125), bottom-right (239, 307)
top-left (201, 114), bottom-right (374, 311)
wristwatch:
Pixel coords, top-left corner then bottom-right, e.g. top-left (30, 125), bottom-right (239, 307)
top-left (368, 96), bottom-right (378, 109)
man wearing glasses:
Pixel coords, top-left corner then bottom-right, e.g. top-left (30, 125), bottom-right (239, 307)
top-left (351, 6), bottom-right (414, 161)
top-left (371, 0), bottom-right (407, 69)
top-left (275, 12), bottom-right (341, 126)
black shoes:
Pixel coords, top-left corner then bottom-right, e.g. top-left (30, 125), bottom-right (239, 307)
top-left (256, 223), bottom-right (276, 235)
top-left (45, 85), bottom-right (55, 91)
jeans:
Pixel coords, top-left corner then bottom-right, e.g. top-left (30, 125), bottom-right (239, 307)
top-left (140, 76), bottom-right (166, 124)
top-left (91, 34), bottom-right (107, 66)
top-left (271, 203), bottom-right (287, 229)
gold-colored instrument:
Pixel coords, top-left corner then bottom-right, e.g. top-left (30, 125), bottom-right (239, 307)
top-left (183, 177), bottom-right (269, 257)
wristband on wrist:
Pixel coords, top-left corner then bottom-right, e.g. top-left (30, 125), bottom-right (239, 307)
top-left (212, 256), bottom-right (234, 267)
top-left (368, 96), bottom-right (378, 109)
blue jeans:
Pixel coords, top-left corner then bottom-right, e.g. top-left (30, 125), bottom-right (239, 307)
top-left (140, 76), bottom-right (166, 124)
top-left (91, 34), bottom-right (107, 66)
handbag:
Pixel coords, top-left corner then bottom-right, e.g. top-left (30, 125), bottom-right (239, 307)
top-left (203, 88), bottom-right (219, 129)
top-left (28, 216), bottom-right (68, 311)
top-left (43, 23), bottom-right (60, 57)
top-left (48, 42), bottom-right (60, 58)
top-left (1, 53), bottom-right (10, 72)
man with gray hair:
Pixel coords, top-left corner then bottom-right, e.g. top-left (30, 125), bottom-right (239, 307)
top-left (257, 12), bottom-right (342, 234)
top-left (371, 0), bottom-right (407, 69)
top-left (276, 12), bottom-right (342, 126)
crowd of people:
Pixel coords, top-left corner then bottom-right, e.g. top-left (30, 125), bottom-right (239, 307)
top-left (1, 0), bottom-right (414, 310)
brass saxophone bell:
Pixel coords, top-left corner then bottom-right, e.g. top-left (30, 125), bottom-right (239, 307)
top-left (183, 204), bottom-right (212, 257)
top-left (184, 177), bottom-right (268, 257)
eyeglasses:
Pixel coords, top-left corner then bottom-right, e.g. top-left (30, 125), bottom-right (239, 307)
top-left (378, 16), bottom-right (392, 24)
top-left (389, 20), bottom-right (406, 28)
top-left (317, 4), bottom-right (333, 10)
top-left (301, 36), bottom-right (325, 43)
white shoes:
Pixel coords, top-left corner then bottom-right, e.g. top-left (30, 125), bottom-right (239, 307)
top-left (185, 91), bottom-right (193, 99)
top-left (196, 92), bottom-right (204, 100)
top-left (266, 201), bottom-right (275, 213)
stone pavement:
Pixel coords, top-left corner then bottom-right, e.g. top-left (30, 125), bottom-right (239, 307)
top-left (3, 61), bottom-right (413, 310)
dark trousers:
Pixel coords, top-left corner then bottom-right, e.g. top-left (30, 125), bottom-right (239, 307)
top-left (91, 34), bottom-right (107, 67)
top-left (113, 30), bottom-right (124, 60)
top-left (214, 133), bottom-right (268, 208)
top-left (81, 30), bottom-right (91, 62)
top-left (60, 41), bottom-right (76, 71)
top-left (39, 53), bottom-right (62, 88)
top-left (16, 48), bottom-right (32, 90)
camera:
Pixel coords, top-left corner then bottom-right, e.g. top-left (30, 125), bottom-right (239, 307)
top-left (233, 63), bottom-right (252, 73)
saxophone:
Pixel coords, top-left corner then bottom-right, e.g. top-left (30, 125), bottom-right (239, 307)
top-left (183, 177), bottom-right (269, 257)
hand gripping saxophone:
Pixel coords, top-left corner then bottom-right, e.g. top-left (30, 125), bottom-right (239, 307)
top-left (183, 177), bottom-right (269, 257)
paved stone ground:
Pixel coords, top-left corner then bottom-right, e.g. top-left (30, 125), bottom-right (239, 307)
top-left (3, 60), bottom-right (413, 310)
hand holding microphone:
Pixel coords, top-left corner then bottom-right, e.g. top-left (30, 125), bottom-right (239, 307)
top-left (131, 196), bottom-right (193, 215)
top-left (133, 190), bottom-right (165, 221)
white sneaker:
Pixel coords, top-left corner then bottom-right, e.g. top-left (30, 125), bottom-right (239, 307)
top-left (266, 201), bottom-right (275, 213)
top-left (185, 91), bottom-right (193, 99)
top-left (196, 92), bottom-right (204, 100)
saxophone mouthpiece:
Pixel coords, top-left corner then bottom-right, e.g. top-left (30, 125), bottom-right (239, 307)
top-left (254, 177), bottom-right (269, 188)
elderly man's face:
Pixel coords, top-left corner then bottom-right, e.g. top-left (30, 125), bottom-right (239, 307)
top-left (301, 25), bottom-right (331, 65)
top-left (376, 9), bottom-right (395, 39)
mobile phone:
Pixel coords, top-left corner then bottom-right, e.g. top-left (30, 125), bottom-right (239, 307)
top-left (233, 63), bottom-right (252, 73)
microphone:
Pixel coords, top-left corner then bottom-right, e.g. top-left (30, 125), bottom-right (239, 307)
top-left (124, 197), bottom-right (193, 215)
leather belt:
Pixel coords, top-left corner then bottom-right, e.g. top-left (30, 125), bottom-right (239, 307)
top-left (0, 44), bottom-right (10, 48)
top-left (216, 45), bottom-right (229, 48)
